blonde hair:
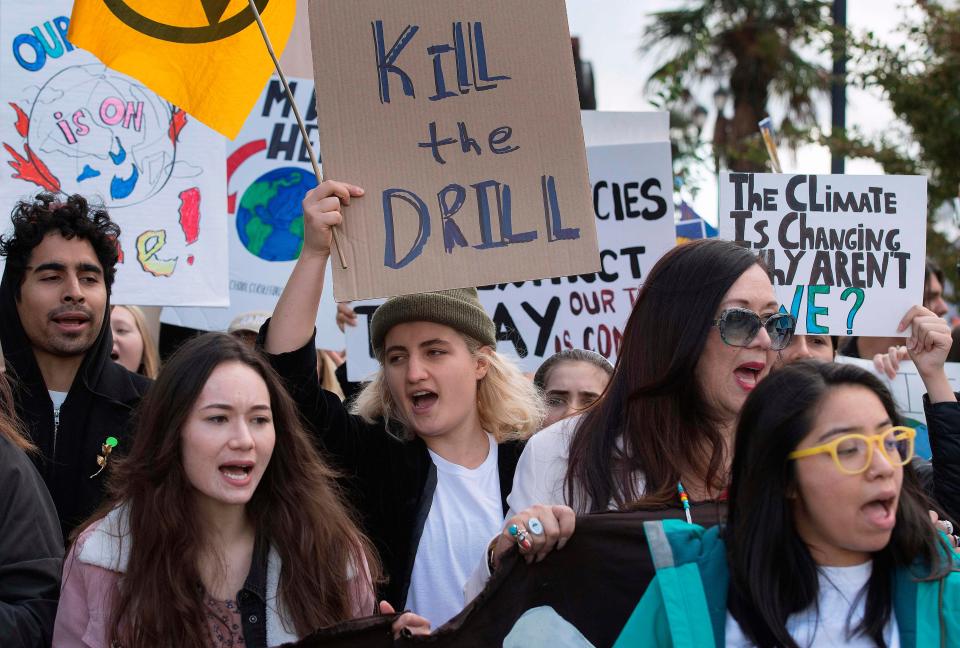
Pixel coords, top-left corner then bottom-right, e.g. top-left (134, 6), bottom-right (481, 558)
top-left (112, 305), bottom-right (161, 379)
top-left (352, 334), bottom-right (544, 442)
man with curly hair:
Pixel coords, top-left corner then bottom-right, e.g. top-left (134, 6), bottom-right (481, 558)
top-left (0, 194), bottom-right (151, 540)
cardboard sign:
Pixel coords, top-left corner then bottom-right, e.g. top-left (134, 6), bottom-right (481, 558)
top-left (309, 0), bottom-right (599, 301)
top-left (162, 78), bottom-right (342, 346)
top-left (719, 173), bottom-right (927, 336)
top-left (345, 138), bottom-right (676, 380)
top-left (0, 3), bottom-right (228, 306)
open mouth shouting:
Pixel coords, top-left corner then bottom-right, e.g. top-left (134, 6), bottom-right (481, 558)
top-left (219, 461), bottom-right (255, 487)
top-left (410, 390), bottom-right (438, 415)
top-left (733, 361), bottom-right (765, 392)
top-left (861, 492), bottom-right (898, 531)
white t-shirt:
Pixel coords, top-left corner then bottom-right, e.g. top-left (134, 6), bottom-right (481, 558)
top-left (463, 415), bottom-right (646, 601)
top-left (49, 390), bottom-right (68, 410)
top-left (725, 561), bottom-right (900, 647)
top-left (406, 433), bottom-right (503, 628)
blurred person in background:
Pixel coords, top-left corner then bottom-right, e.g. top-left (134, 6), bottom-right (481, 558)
top-left (109, 305), bottom-right (159, 379)
top-left (533, 349), bottom-right (613, 430)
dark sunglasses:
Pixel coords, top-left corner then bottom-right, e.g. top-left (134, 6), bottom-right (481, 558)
top-left (713, 308), bottom-right (795, 351)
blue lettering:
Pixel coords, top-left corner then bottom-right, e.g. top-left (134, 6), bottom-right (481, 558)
top-left (472, 23), bottom-right (510, 87)
top-left (32, 22), bottom-right (64, 59)
top-left (542, 175), bottom-right (579, 241)
top-left (438, 184), bottom-right (469, 253)
top-left (472, 181), bottom-right (507, 250)
top-left (806, 285), bottom-right (830, 334)
top-left (427, 44), bottom-right (457, 101)
top-left (417, 121), bottom-right (457, 164)
top-left (53, 16), bottom-right (73, 52)
top-left (488, 126), bottom-right (519, 155)
top-left (383, 189), bottom-right (430, 269)
top-left (13, 34), bottom-right (44, 71)
top-left (372, 21), bottom-right (418, 104)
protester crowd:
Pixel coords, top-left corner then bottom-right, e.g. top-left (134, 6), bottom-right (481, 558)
top-left (2, 183), bottom-right (959, 647)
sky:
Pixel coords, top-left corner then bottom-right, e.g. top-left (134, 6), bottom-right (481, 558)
top-left (564, 0), bottom-right (926, 223)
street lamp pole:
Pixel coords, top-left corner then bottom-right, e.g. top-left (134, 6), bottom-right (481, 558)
top-left (831, 0), bottom-right (847, 174)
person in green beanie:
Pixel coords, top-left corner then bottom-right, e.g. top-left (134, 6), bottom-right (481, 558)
top-left (260, 180), bottom-right (572, 630)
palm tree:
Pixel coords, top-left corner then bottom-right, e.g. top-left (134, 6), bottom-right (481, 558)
top-left (643, 0), bottom-right (833, 172)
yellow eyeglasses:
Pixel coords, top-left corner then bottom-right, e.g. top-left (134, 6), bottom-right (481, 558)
top-left (788, 426), bottom-right (916, 475)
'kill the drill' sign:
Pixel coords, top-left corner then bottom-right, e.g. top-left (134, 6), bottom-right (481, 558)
top-left (309, 0), bottom-right (599, 301)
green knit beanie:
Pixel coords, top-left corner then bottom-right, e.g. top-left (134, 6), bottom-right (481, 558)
top-left (370, 288), bottom-right (496, 361)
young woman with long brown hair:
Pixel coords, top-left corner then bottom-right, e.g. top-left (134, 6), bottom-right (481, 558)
top-left (53, 333), bottom-right (427, 647)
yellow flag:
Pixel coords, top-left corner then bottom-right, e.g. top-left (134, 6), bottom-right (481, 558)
top-left (68, 0), bottom-right (296, 139)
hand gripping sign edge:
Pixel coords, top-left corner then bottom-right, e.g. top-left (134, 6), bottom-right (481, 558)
top-left (102, 0), bottom-right (272, 43)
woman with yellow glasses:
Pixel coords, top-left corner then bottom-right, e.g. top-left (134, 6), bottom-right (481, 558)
top-left (617, 361), bottom-right (960, 647)
top-left (788, 425), bottom-right (917, 475)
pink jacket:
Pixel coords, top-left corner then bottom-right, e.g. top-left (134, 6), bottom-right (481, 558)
top-left (52, 506), bottom-right (376, 647)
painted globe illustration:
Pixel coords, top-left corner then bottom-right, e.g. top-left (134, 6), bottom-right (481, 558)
top-left (236, 167), bottom-right (317, 262)
top-left (28, 64), bottom-right (176, 207)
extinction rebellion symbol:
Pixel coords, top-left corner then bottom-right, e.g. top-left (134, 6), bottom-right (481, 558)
top-left (103, 0), bottom-right (272, 43)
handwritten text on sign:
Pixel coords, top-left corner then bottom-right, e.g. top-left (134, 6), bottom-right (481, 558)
top-left (719, 173), bottom-right (926, 336)
top-left (310, 0), bottom-right (598, 301)
top-left (345, 141), bottom-right (676, 379)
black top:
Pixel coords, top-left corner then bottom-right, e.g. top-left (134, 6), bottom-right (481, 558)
top-left (237, 534), bottom-right (269, 647)
top-left (261, 322), bottom-right (524, 609)
top-left (925, 392), bottom-right (960, 523)
top-left (0, 434), bottom-right (64, 647)
top-left (0, 266), bottom-right (152, 540)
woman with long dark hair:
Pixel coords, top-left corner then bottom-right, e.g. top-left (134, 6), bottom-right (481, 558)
top-left (616, 361), bottom-right (960, 646)
top-left (53, 333), bottom-right (426, 647)
top-left (469, 239), bottom-right (796, 582)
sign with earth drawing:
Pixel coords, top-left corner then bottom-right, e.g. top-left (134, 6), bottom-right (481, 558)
top-left (162, 77), bottom-right (343, 347)
top-left (0, 1), bottom-right (227, 306)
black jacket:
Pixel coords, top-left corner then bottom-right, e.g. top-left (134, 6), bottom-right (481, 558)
top-left (0, 434), bottom-right (63, 648)
top-left (262, 323), bottom-right (524, 609)
top-left (925, 393), bottom-right (960, 523)
top-left (0, 268), bottom-right (152, 540)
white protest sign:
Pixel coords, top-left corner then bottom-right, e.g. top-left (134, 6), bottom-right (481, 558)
top-left (580, 110), bottom-right (668, 146)
top-left (162, 78), bottom-right (341, 345)
top-left (345, 129), bottom-right (675, 381)
top-left (836, 355), bottom-right (960, 459)
top-left (836, 356), bottom-right (960, 426)
top-left (0, 3), bottom-right (227, 306)
top-left (719, 173), bottom-right (927, 336)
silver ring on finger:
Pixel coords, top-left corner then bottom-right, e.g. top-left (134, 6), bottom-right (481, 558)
top-left (528, 517), bottom-right (544, 535)
top-left (943, 520), bottom-right (954, 535)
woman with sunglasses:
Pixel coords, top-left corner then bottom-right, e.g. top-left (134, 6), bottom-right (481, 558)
top-left (616, 361), bottom-right (960, 647)
top-left (470, 239), bottom-right (796, 584)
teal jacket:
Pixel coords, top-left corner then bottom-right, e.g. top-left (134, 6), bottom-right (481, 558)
top-left (615, 519), bottom-right (960, 647)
